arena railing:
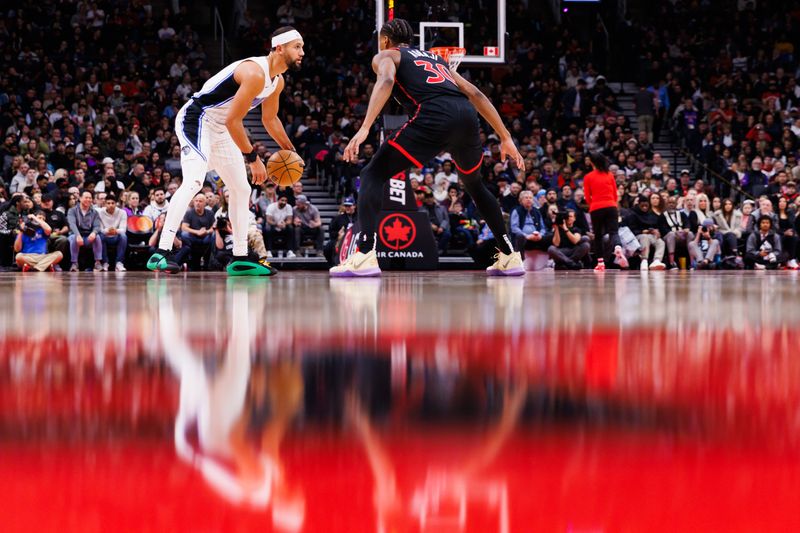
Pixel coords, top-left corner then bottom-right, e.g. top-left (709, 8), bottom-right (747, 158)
top-left (678, 147), bottom-right (754, 201)
top-left (213, 7), bottom-right (233, 66)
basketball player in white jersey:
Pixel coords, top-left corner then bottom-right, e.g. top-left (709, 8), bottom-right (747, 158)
top-left (161, 282), bottom-right (305, 529)
top-left (147, 27), bottom-right (304, 276)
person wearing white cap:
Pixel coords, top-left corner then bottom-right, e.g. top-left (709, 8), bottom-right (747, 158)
top-left (109, 85), bottom-right (125, 110)
top-left (148, 26), bottom-right (304, 277)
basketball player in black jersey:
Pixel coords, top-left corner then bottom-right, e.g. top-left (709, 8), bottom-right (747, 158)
top-left (330, 19), bottom-right (525, 277)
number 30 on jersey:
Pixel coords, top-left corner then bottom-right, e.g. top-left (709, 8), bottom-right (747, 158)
top-left (414, 60), bottom-right (456, 85)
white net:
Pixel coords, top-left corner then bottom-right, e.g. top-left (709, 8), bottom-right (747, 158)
top-left (430, 47), bottom-right (466, 72)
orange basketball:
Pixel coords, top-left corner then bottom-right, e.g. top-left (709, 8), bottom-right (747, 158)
top-left (266, 150), bottom-right (305, 186)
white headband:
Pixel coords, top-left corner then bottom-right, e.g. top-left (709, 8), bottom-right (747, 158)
top-left (272, 30), bottom-right (303, 48)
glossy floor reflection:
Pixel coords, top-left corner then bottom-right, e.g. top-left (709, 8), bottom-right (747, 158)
top-left (3, 272), bottom-right (800, 532)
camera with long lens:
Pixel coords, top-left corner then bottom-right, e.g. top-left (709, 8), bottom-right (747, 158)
top-left (216, 216), bottom-right (231, 236)
top-left (22, 215), bottom-right (41, 237)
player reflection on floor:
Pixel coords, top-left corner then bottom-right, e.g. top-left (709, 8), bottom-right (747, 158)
top-left (159, 281), bottom-right (305, 531)
top-left (346, 378), bottom-right (528, 533)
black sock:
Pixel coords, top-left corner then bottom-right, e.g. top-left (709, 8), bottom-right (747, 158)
top-left (497, 234), bottom-right (513, 255)
top-left (359, 232), bottom-right (375, 252)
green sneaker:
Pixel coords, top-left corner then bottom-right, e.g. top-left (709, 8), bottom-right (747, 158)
top-left (147, 249), bottom-right (181, 273)
top-left (226, 258), bottom-right (278, 277)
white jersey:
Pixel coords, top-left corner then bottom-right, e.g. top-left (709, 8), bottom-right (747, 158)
top-left (190, 56), bottom-right (279, 124)
top-left (176, 56), bottom-right (280, 160)
top-left (161, 289), bottom-right (277, 507)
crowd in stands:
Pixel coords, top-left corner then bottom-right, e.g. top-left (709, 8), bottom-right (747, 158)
top-left (624, 0), bottom-right (800, 269)
top-left (3, 0), bottom-right (800, 271)
top-left (0, 1), bottom-right (325, 271)
top-left (262, 0), bottom-right (800, 270)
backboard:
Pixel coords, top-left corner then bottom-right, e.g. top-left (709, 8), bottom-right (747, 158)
top-left (376, 0), bottom-right (506, 66)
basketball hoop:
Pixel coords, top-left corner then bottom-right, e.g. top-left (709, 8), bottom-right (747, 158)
top-left (429, 46), bottom-right (466, 71)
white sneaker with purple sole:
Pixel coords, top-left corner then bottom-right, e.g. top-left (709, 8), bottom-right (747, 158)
top-left (486, 251), bottom-right (525, 277)
top-left (329, 249), bottom-right (382, 277)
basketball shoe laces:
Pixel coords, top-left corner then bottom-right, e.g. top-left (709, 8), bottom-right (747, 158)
top-left (344, 233), bottom-right (377, 268)
top-left (491, 248), bottom-right (513, 266)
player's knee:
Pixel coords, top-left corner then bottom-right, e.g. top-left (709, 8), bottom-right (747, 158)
top-left (180, 177), bottom-right (203, 193)
top-left (226, 177), bottom-right (250, 198)
top-left (460, 176), bottom-right (485, 196)
top-left (460, 169), bottom-right (482, 186)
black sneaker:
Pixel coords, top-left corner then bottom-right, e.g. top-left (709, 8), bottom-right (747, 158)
top-left (147, 249), bottom-right (181, 274)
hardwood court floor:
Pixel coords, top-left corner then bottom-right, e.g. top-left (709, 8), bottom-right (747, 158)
top-left (2, 271), bottom-right (800, 532)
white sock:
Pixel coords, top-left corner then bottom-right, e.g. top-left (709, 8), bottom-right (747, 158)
top-left (159, 179), bottom-right (202, 251)
top-left (228, 180), bottom-right (250, 257)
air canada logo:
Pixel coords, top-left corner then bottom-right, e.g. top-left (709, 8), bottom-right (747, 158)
top-left (379, 213), bottom-right (416, 250)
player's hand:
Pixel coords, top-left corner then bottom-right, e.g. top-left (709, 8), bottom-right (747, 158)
top-left (249, 157), bottom-right (267, 185)
top-left (344, 128), bottom-right (369, 163)
top-left (500, 137), bottom-right (525, 172)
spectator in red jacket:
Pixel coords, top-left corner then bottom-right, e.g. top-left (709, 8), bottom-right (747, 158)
top-left (584, 153), bottom-right (627, 271)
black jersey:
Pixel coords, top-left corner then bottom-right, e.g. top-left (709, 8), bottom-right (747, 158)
top-left (391, 46), bottom-right (467, 114)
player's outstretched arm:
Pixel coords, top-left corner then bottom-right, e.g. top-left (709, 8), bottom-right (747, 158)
top-left (451, 70), bottom-right (525, 171)
top-left (361, 52), bottom-right (398, 134)
top-left (261, 75), bottom-right (296, 152)
top-left (343, 51), bottom-right (398, 162)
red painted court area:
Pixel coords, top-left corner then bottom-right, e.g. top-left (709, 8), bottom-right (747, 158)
top-left (5, 432), bottom-right (800, 532)
top-left (2, 272), bottom-right (800, 532)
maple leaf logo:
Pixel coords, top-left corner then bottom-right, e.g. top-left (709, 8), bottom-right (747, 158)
top-left (379, 214), bottom-right (416, 250)
top-left (384, 217), bottom-right (411, 243)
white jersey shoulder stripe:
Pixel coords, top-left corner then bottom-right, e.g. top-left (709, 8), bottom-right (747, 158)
top-left (190, 57), bottom-right (279, 124)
